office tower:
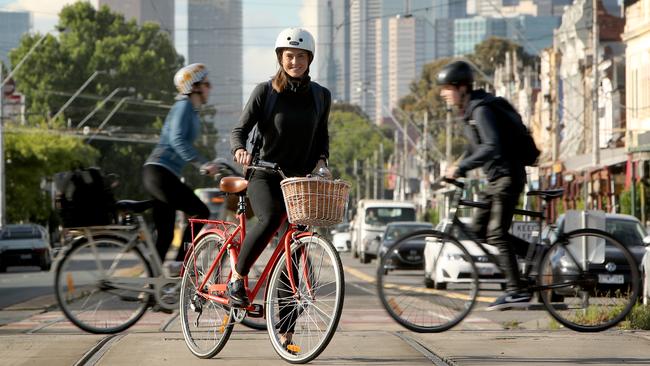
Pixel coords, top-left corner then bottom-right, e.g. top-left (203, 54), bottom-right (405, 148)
top-left (98, 0), bottom-right (174, 40)
top-left (314, 0), bottom-right (351, 102)
top-left (0, 10), bottom-right (31, 67)
top-left (187, 0), bottom-right (242, 158)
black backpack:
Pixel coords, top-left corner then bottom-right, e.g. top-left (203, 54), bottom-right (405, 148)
top-left (54, 167), bottom-right (116, 227)
top-left (473, 97), bottom-right (541, 167)
top-left (246, 80), bottom-right (326, 157)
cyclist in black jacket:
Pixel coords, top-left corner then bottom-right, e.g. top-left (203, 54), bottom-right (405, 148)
top-left (230, 27), bottom-right (331, 349)
top-left (438, 60), bottom-right (531, 311)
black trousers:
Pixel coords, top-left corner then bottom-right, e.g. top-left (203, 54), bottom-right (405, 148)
top-left (237, 169), bottom-right (297, 333)
top-left (142, 164), bottom-right (210, 262)
top-left (472, 176), bottom-right (528, 292)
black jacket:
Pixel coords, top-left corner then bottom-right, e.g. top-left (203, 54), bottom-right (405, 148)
top-left (230, 81), bottom-right (331, 176)
top-left (456, 89), bottom-right (526, 183)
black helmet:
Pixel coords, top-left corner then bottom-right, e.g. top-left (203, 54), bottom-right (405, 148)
top-left (436, 61), bottom-right (474, 86)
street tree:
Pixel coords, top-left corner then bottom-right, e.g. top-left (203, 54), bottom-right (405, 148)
top-left (469, 36), bottom-right (537, 77)
top-left (8, 2), bottom-right (189, 201)
top-left (328, 104), bottom-right (394, 200)
top-left (4, 128), bottom-right (98, 224)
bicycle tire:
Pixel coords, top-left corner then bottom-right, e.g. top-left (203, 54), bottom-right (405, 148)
top-left (376, 229), bottom-right (479, 333)
top-left (180, 232), bottom-right (234, 358)
top-left (54, 236), bottom-right (152, 334)
top-left (266, 234), bottom-right (344, 364)
top-left (538, 228), bottom-right (640, 332)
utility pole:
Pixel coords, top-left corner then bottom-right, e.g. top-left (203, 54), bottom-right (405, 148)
top-left (379, 143), bottom-right (384, 199)
top-left (373, 150), bottom-right (378, 199)
top-left (445, 107), bottom-right (453, 165)
top-left (365, 158), bottom-right (371, 199)
top-left (592, 0), bottom-right (600, 167)
top-left (402, 119), bottom-right (408, 201)
top-left (0, 67), bottom-right (5, 227)
top-left (422, 111), bottom-right (430, 215)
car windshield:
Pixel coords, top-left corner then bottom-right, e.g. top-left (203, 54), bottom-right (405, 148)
top-left (606, 219), bottom-right (646, 247)
top-left (365, 207), bottom-right (416, 225)
top-left (1, 228), bottom-right (42, 240)
top-left (385, 225), bottom-right (432, 241)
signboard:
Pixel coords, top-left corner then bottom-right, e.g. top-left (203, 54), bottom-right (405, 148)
top-left (511, 221), bottom-right (539, 243)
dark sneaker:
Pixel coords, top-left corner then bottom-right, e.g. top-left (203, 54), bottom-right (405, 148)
top-left (227, 279), bottom-right (248, 307)
top-left (486, 291), bottom-right (532, 311)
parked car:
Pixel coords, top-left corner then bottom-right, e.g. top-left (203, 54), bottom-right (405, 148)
top-left (551, 212), bottom-right (648, 295)
top-left (423, 218), bottom-right (506, 290)
top-left (0, 224), bottom-right (52, 272)
top-left (377, 221), bottom-right (434, 272)
top-left (350, 200), bottom-right (417, 264)
top-left (331, 223), bottom-right (351, 252)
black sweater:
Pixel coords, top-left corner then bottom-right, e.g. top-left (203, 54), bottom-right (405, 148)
top-left (457, 89), bottom-right (526, 183)
top-left (231, 81), bottom-right (331, 176)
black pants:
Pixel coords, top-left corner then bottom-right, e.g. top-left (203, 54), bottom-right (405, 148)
top-left (472, 176), bottom-right (528, 292)
top-left (142, 164), bottom-right (210, 262)
top-left (237, 169), bottom-right (296, 333)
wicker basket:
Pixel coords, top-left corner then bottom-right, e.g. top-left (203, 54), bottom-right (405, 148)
top-left (280, 177), bottom-right (351, 227)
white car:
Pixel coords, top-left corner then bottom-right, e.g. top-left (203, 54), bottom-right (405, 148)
top-left (0, 224), bottom-right (52, 272)
top-left (423, 218), bottom-right (506, 290)
top-left (331, 223), bottom-right (350, 252)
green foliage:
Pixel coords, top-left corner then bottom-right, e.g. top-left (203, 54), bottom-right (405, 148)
top-left (9, 2), bottom-right (184, 125)
top-left (620, 303), bottom-right (650, 330)
top-left (468, 37), bottom-right (537, 78)
top-left (328, 104), bottom-right (393, 201)
top-left (8, 2), bottom-right (188, 205)
top-left (5, 127), bottom-right (98, 223)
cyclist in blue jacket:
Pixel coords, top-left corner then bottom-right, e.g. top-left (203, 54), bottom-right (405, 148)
top-left (143, 63), bottom-right (218, 268)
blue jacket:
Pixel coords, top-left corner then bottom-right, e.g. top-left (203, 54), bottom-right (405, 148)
top-left (145, 98), bottom-right (207, 176)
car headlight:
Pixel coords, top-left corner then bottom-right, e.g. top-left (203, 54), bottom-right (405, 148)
top-left (446, 253), bottom-right (466, 261)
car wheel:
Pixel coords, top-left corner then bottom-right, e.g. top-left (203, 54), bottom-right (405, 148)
top-left (352, 244), bottom-right (359, 258)
top-left (434, 280), bottom-right (447, 290)
top-left (500, 283), bottom-right (507, 291)
top-left (0, 265), bottom-right (6, 273)
top-left (424, 275), bottom-right (434, 289)
top-left (360, 251), bottom-right (370, 264)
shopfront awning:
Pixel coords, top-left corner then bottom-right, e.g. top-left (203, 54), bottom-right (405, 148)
top-left (562, 147), bottom-right (628, 172)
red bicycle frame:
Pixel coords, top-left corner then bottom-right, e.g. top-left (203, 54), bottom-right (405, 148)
top-left (185, 210), bottom-right (314, 311)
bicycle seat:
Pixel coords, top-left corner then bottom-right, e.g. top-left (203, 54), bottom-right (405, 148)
top-left (115, 199), bottom-right (154, 213)
top-left (526, 189), bottom-right (564, 200)
top-left (220, 176), bottom-right (248, 194)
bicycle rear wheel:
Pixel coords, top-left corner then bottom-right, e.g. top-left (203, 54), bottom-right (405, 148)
top-left (266, 234), bottom-right (344, 364)
top-left (377, 230), bottom-right (479, 333)
top-left (538, 228), bottom-right (640, 332)
top-left (179, 233), bottom-right (233, 358)
top-left (54, 236), bottom-right (152, 334)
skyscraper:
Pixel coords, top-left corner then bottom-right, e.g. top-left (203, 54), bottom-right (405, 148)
top-left (314, 0), bottom-right (350, 102)
top-left (0, 10), bottom-right (31, 67)
top-left (98, 0), bottom-right (174, 40)
top-left (187, 0), bottom-right (242, 158)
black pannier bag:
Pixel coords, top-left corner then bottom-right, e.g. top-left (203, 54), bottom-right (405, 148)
top-left (54, 167), bottom-right (116, 227)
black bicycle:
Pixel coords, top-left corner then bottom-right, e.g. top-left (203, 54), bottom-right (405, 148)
top-left (377, 178), bottom-right (640, 333)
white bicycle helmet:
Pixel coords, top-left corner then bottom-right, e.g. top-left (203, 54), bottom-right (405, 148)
top-left (173, 63), bottom-right (208, 95)
top-left (274, 27), bottom-right (315, 55)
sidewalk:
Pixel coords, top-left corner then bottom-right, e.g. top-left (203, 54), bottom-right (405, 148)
top-left (413, 329), bottom-right (650, 366)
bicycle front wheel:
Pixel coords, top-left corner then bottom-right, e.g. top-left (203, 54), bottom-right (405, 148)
top-left (54, 236), bottom-right (152, 334)
top-left (266, 234), bottom-right (344, 364)
top-left (180, 233), bottom-right (233, 358)
top-left (377, 230), bottom-right (479, 333)
top-left (539, 228), bottom-right (640, 332)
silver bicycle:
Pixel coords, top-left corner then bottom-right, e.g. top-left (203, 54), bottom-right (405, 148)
top-left (54, 200), bottom-right (181, 334)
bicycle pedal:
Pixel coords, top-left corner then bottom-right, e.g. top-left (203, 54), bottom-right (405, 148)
top-left (247, 304), bottom-right (264, 318)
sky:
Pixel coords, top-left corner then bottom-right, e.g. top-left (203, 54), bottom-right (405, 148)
top-left (0, 0), bottom-right (314, 101)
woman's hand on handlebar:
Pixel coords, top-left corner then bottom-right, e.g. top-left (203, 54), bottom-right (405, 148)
top-left (234, 148), bottom-right (252, 166)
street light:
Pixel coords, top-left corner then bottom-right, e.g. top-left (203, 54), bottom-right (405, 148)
top-left (49, 69), bottom-right (114, 125)
top-left (77, 87), bottom-right (133, 129)
top-left (87, 96), bottom-right (132, 143)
